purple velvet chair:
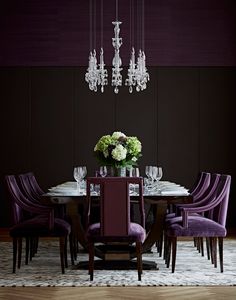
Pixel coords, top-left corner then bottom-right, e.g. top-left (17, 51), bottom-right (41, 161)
top-left (27, 172), bottom-right (45, 197)
top-left (157, 172), bottom-right (211, 257)
top-left (189, 172), bottom-right (211, 199)
top-left (165, 172), bottom-right (211, 222)
top-left (5, 175), bottom-right (72, 274)
top-left (165, 174), bottom-right (231, 273)
top-left (164, 173), bottom-right (221, 258)
top-left (166, 173), bottom-right (221, 225)
top-left (86, 177), bottom-right (146, 281)
top-left (18, 173), bottom-right (42, 204)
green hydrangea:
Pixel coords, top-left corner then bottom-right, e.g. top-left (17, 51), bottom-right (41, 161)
top-left (94, 135), bottom-right (113, 152)
top-left (126, 136), bottom-right (142, 156)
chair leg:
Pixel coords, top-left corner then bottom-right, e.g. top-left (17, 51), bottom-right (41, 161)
top-left (64, 236), bottom-right (68, 268)
top-left (163, 231), bottom-right (169, 263)
top-left (210, 237), bottom-right (214, 264)
top-left (171, 237), bottom-right (177, 273)
top-left (69, 234), bottom-right (75, 265)
top-left (88, 242), bottom-right (94, 281)
top-left (32, 237), bottom-right (38, 256)
top-left (12, 237), bottom-right (18, 273)
top-left (25, 237), bottom-right (29, 265)
top-left (158, 232), bottom-right (163, 257)
top-left (211, 237), bottom-right (217, 268)
top-left (196, 237), bottom-right (200, 252)
top-left (218, 237), bottom-right (224, 272)
top-left (200, 237), bottom-right (204, 256)
top-left (166, 237), bottom-right (171, 268)
top-left (17, 237), bottom-right (22, 269)
top-left (59, 237), bottom-right (65, 274)
top-left (206, 237), bottom-right (210, 260)
top-left (136, 241), bottom-right (142, 281)
top-left (72, 234), bottom-right (78, 261)
top-left (29, 237), bottom-right (34, 261)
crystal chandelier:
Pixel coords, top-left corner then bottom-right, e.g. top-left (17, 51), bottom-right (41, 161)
top-left (85, 0), bottom-right (149, 94)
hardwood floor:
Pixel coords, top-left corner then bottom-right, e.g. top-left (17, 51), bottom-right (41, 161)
top-left (1, 286), bottom-right (236, 300)
top-left (1, 228), bottom-right (236, 299)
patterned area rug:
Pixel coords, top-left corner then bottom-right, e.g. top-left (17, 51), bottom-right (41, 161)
top-left (0, 239), bottom-right (236, 286)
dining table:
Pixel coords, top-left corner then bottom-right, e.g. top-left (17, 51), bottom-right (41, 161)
top-left (41, 178), bottom-right (192, 269)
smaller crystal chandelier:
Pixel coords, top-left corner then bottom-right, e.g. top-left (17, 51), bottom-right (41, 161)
top-left (111, 21), bottom-right (123, 94)
top-left (85, 0), bottom-right (149, 94)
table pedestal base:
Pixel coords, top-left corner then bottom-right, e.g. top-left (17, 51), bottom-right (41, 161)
top-left (72, 260), bottom-right (158, 270)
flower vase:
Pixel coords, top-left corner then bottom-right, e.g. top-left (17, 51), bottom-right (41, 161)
top-left (110, 166), bottom-right (126, 177)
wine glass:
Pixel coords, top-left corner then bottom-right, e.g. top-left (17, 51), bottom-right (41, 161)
top-left (73, 167), bottom-right (79, 183)
top-left (153, 166), bottom-right (163, 190)
top-left (128, 167), bottom-right (140, 194)
top-left (73, 166), bottom-right (87, 192)
top-left (145, 166), bottom-right (152, 182)
top-left (156, 167), bottom-right (163, 181)
top-left (99, 166), bottom-right (107, 177)
top-left (129, 167), bottom-right (140, 177)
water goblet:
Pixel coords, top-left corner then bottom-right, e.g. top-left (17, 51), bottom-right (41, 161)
top-left (156, 167), bottom-right (163, 181)
top-left (152, 166), bottom-right (163, 191)
top-left (145, 166), bottom-right (152, 182)
top-left (73, 167), bottom-right (79, 183)
top-left (99, 166), bottom-right (107, 177)
top-left (73, 166), bottom-right (86, 193)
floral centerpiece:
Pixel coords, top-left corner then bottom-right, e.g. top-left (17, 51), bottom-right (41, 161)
top-left (94, 131), bottom-right (142, 173)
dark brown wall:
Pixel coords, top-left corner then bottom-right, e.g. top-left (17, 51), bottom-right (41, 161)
top-left (0, 67), bottom-right (235, 228)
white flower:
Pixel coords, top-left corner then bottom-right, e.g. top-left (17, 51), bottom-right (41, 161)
top-left (111, 144), bottom-right (127, 161)
top-left (131, 157), bottom-right (137, 162)
top-left (112, 131), bottom-right (126, 140)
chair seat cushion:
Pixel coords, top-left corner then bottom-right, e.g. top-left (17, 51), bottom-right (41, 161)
top-left (166, 217), bottom-right (227, 237)
top-left (86, 222), bottom-right (146, 243)
top-left (9, 216), bottom-right (71, 237)
top-left (165, 213), bottom-right (202, 226)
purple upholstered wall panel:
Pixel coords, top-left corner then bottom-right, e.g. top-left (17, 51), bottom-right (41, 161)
top-left (0, 0), bottom-right (235, 66)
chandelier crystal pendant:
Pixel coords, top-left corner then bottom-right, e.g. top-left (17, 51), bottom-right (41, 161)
top-left (125, 47), bottom-right (136, 93)
top-left (85, 0), bottom-right (149, 94)
top-left (135, 49), bottom-right (149, 92)
top-left (98, 48), bottom-right (108, 92)
top-left (85, 49), bottom-right (99, 92)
